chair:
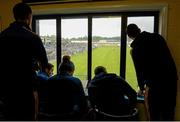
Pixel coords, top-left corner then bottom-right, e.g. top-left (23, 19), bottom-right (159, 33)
top-left (88, 86), bottom-right (139, 120)
top-left (38, 107), bottom-right (79, 121)
top-left (37, 77), bottom-right (86, 120)
top-left (94, 107), bottom-right (138, 121)
top-left (88, 79), bottom-right (139, 121)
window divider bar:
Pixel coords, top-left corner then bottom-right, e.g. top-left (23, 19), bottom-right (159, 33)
top-left (120, 14), bottom-right (127, 79)
top-left (154, 12), bottom-right (159, 33)
top-left (57, 17), bottom-right (61, 74)
top-left (87, 15), bottom-right (92, 85)
top-left (32, 17), bottom-right (36, 32)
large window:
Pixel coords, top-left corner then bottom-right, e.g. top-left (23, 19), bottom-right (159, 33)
top-left (33, 12), bottom-right (159, 90)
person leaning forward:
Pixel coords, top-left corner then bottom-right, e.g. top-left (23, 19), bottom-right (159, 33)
top-left (126, 23), bottom-right (178, 121)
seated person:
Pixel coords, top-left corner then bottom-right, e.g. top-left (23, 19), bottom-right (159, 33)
top-left (88, 66), bottom-right (137, 115)
top-left (37, 62), bottom-right (54, 80)
top-left (45, 55), bottom-right (88, 120)
top-left (36, 63), bottom-right (54, 112)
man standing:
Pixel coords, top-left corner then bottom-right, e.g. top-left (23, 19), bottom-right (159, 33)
top-left (0, 2), bottom-right (48, 120)
top-left (126, 24), bottom-right (178, 120)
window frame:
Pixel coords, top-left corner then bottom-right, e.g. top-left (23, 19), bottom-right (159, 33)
top-left (32, 11), bottom-right (159, 87)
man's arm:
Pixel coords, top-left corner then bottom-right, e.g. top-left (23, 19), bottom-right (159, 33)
top-left (33, 35), bottom-right (48, 71)
top-left (130, 48), bottom-right (146, 91)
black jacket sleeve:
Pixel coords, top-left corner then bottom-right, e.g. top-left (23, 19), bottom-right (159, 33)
top-left (32, 35), bottom-right (48, 71)
top-left (130, 47), bottom-right (146, 91)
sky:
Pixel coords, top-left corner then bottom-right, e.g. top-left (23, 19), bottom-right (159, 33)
top-left (39, 16), bottom-right (154, 38)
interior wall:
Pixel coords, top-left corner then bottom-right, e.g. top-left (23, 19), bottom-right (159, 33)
top-left (0, 0), bottom-right (21, 31)
top-left (0, 0), bottom-right (180, 120)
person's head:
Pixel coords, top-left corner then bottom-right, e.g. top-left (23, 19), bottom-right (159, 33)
top-left (13, 2), bottom-right (32, 26)
top-left (126, 24), bottom-right (141, 40)
top-left (59, 55), bottom-right (75, 76)
top-left (94, 66), bottom-right (107, 76)
top-left (45, 63), bottom-right (54, 77)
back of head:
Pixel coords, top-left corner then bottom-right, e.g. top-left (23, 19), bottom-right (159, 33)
top-left (62, 55), bottom-right (71, 63)
top-left (13, 2), bottom-right (32, 20)
top-left (47, 63), bottom-right (54, 70)
top-left (45, 63), bottom-right (54, 76)
top-left (59, 55), bottom-right (75, 74)
top-left (126, 24), bottom-right (141, 39)
top-left (94, 66), bottom-right (107, 76)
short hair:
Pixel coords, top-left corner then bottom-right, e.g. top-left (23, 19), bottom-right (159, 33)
top-left (59, 55), bottom-right (75, 73)
top-left (94, 66), bottom-right (107, 75)
top-left (13, 2), bottom-right (32, 20)
top-left (126, 24), bottom-right (141, 38)
top-left (47, 63), bottom-right (54, 70)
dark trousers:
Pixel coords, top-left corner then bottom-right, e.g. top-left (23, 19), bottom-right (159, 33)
top-left (148, 86), bottom-right (176, 121)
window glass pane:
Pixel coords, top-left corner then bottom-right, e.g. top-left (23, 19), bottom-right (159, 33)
top-left (128, 17), bottom-right (154, 32)
top-left (61, 18), bottom-right (88, 88)
top-left (38, 19), bottom-right (57, 74)
top-left (126, 16), bottom-right (154, 91)
top-left (92, 17), bottom-right (121, 78)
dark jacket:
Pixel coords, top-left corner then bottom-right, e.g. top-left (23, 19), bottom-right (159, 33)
top-left (88, 73), bottom-right (137, 115)
top-left (36, 71), bottom-right (49, 112)
top-left (0, 21), bottom-right (48, 120)
top-left (46, 72), bottom-right (87, 119)
top-left (130, 31), bottom-right (177, 94)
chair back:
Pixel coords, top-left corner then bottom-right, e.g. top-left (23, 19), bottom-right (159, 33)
top-left (88, 77), bottom-right (139, 120)
top-left (38, 76), bottom-right (83, 120)
top-left (94, 107), bottom-right (138, 120)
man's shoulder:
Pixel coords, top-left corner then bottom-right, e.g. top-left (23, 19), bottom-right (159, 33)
top-left (106, 73), bottom-right (118, 77)
top-left (139, 31), bottom-right (151, 38)
top-left (0, 26), bottom-right (12, 37)
top-left (0, 23), bottom-right (40, 40)
top-left (91, 73), bottom-right (118, 85)
top-left (22, 27), bottom-right (40, 40)
top-left (49, 74), bottom-right (81, 82)
top-left (142, 31), bottom-right (164, 39)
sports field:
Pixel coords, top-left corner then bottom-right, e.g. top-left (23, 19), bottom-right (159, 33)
top-left (50, 46), bottom-right (138, 91)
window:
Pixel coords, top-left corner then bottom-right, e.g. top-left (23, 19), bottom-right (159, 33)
top-left (92, 16), bottom-right (121, 78)
top-left (36, 19), bottom-right (57, 74)
top-left (33, 12), bottom-right (159, 90)
top-left (61, 18), bottom-right (88, 87)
